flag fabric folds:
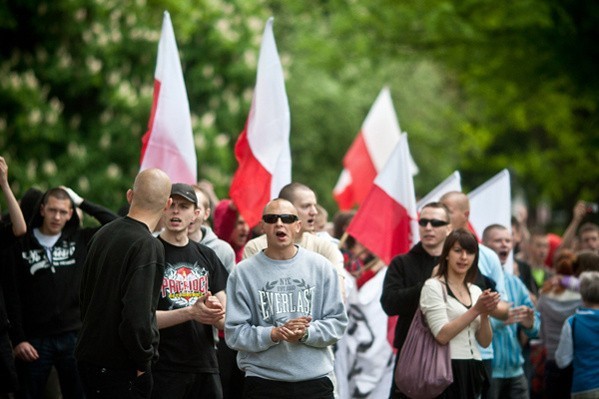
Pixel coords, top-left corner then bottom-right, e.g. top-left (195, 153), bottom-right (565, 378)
top-left (229, 17), bottom-right (291, 227)
top-left (140, 11), bottom-right (197, 184)
top-left (416, 171), bottom-right (462, 211)
top-left (346, 134), bottom-right (419, 265)
top-left (468, 169), bottom-right (513, 272)
top-left (333, 87), bottom-right (417, 211)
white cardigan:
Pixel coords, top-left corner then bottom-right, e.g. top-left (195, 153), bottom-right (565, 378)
top-left (419, 278), bottom-right (483, 360)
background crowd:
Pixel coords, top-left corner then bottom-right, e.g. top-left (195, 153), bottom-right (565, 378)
top-left (1, 153), bottom-right (598, 398)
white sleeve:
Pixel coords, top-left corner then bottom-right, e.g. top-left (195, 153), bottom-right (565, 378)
top-left (419, 279), bottom-right (448, 338)
top-left (555, 318), bottom-right (573, 369)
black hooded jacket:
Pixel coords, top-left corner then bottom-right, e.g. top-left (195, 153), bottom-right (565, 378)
top-left (380, 242), bottom-right (440, 352)
top-left (10, 192), bottom-right (117, 344)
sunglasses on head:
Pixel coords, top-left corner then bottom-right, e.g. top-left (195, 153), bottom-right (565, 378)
top-left (418, 218), bottom-right (449, 227)
top-left (262, 214), bottom-right (299, 224)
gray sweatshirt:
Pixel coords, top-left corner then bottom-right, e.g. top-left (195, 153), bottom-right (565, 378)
top-left (537, 289), bottom-right (581, 361)
top-left (225, 246), bottom-right (348, 381)
top-left (199, 225), bottom-right (236, 273)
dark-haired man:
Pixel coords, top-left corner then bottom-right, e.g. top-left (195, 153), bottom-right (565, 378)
top-left (152, 183), bottom-right (228, 399)
top-left (12, 185), bottom-right (118, 398)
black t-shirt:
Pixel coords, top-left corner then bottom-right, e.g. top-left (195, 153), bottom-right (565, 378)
top-left (155, 237), bottom-right (228, 373)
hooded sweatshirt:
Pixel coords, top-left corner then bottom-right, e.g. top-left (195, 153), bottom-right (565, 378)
top-left (199, 225), bottom-right (235, 274)
top-left (537, 289), bottom-right (582, 361)
top-left (10, 192), bottom-right (117, 344)
top-left (213, 199), bottom-right (249, 263)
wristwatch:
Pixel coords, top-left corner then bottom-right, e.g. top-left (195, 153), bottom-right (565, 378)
top-left (299, 329), bottom-right (309, 343)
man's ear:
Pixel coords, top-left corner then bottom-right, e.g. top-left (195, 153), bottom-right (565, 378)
top-left (164, 197), bottom-right (173, 211)
top-left (126, 189), bottom-right (133, 205)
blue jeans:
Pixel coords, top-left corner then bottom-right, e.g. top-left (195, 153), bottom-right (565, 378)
top-left (24, 330), bottom-right (84, 399)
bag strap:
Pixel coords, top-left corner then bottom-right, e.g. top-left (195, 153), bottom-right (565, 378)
top-left (441, 277), bottom-right (449, 303)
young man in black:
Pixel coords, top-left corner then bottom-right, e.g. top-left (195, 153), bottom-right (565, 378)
top-left (11, 183), bottom-right (118, 398)
top-left (153, 183), bottom-right (228, 399)
top-left (75, 168), bottom-right (172, 399)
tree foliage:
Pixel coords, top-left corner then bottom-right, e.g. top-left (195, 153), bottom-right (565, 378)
top-left (1, 0), bottom-right (597, 230)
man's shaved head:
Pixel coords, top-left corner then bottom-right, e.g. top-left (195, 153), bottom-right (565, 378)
top-left (130, 168), bottom-right (172, 213)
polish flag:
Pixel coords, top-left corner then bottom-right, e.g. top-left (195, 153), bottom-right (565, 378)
top-left (346, 134), bottom-right (419, 265)
top-left (333, 87), bottom-right (418, 211)
top-left (417, 171), bottom-right (462, 211)
top-left (229, 18), bottom-right (291, 228)
top-left (468, 169), bottom-right (513, 272)
top-left (140, 11), bottom-right (196, 183)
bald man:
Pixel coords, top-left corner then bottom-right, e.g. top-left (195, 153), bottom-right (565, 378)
top-left (76, 168), bottom-right (172, 399)
top-left (225, 199), bottom-right (347, 398)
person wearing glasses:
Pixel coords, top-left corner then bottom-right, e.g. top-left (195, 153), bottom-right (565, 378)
top-left (225, 198), bottom-right (348, 399)
top-left (243, 182), bottom-right (346, 300)
top-left (380, 202), bottom-right (452, 398)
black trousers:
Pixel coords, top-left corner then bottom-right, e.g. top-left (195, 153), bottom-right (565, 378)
top-left (243, 376), bottom-right (333, 399)
top-left (77, 361), bottom-right (152, 399)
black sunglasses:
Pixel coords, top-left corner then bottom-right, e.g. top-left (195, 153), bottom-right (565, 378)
top-left (262, 214), bottom-right (299, 224)
top-left (418, 218), bottom-right (449, 228)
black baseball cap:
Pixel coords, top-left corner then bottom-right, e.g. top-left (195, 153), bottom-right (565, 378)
top-left (170, 183), bottom-right (198, 205)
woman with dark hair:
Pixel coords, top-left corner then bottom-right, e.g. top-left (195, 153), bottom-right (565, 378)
top-left (419, 228), bottom-right (500, 398)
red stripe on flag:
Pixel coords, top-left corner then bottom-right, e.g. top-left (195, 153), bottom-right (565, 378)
top-left (230, 126), bottom-right (272, 228)
top-left (333, 183), bottom-right (354, 212)
top-left (342, 132), bottom-right (377, 206)
top-left (140, 79), bottom-right (161, 164)
top-left (346, 184), bottom-right (413, 265)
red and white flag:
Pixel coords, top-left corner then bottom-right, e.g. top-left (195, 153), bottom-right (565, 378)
top-left (333, 87), bottom-right (417, 210)
top-left (346, 134), bottom-right (419, 265)
top-left (468, 169), bottom-right (513, 272)
top-left (140, 11), bottom-right (196, 184)
top-left (417, 171), bottom-right (462, 211)
top-left (229, 17), bottom-right (291, 228)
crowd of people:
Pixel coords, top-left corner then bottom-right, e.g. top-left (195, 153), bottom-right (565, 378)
top-left (0, 155), bottom-right (598, 399)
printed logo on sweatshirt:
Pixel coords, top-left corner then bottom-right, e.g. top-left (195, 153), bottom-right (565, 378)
top-left (161, 262), bottom-right (209, 307)
top-left (22, 241), bottom-right (77, 274)
top-left (258, 278), bottom-right (315, 325)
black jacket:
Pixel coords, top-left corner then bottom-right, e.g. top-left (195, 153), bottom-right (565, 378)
top-left (10, 194), bottom-right (117, 344)
top-left (380, 242), bottom-right (439, 352)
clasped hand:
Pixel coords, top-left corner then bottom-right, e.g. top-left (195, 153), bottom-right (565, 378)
top-left (473, 289), bottom-right (500, 315)
top-left (188, 291), bottom-right (225, 325)
top-left (271, 316), bottom-right (312, 343)
top-left (504, 305), bottom-right (535, 329)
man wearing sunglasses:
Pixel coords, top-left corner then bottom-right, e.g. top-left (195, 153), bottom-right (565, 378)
top-left (225, 198), bottom-right (348, 399)
top-left (243, 183), bottom-right (346, 300)
top-left (380, 202), bottom-right (452, 398)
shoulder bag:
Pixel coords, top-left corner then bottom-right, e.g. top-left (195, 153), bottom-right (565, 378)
top-left (394, 281), bottom-right (453, 399)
